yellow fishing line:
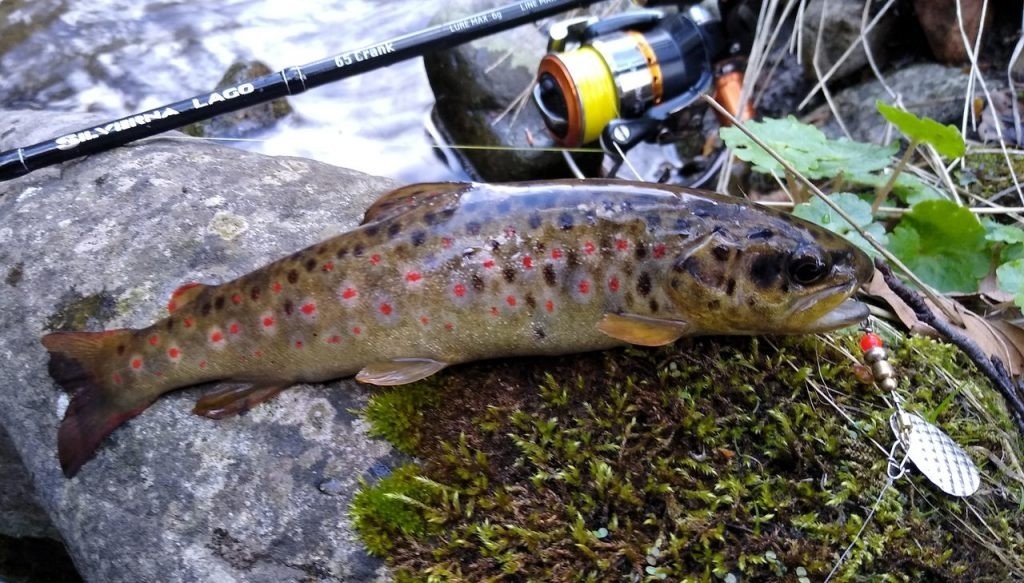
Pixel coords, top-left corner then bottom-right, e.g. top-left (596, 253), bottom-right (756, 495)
top-left (558, 47), bottom-right (619, 144)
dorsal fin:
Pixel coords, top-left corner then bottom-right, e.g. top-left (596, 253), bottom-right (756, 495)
top-left (167, 282), bottom-right (211, 313)
top-left (361, 182), bottom-right (472, 225)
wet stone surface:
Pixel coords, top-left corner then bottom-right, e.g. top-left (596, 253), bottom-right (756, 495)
top-left (0, 109), bottom-right (402, 582)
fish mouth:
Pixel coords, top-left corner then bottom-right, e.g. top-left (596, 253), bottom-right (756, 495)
top-left (784, 281), bottom-right (868, 333)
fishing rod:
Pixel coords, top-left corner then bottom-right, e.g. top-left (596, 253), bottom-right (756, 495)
top-left (0, 0), bottom-right (606, 183)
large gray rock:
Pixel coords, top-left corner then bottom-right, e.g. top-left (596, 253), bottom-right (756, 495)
top-left (0, 425), bottom-right (59, 540)
top-left (800, 0), bottom-right (894, 84)
top-left (0, 109), bottom-right (403, 582)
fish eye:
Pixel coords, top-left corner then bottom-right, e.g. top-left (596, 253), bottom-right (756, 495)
top-left (788, 254), bottom-right (828, 286)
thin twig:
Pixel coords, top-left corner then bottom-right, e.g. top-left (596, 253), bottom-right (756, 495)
top-left (875, 259), bottom-right (1024, 436)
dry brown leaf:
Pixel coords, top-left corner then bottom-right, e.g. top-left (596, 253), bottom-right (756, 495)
top-left (864, 269), bottom-right (1024, 376)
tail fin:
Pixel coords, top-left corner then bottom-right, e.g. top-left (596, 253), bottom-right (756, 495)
top-left (41, 330), bottom-right (156, 477)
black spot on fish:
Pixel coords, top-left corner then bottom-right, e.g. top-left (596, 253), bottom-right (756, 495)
top-left (670, 277), bottom-right (680, 290)
top-left (674, 218), bottom-right (691, 232)
top-left (365, 225), bottom-right (380, 237)
top-left (472, 274), bottom-right (485, 292)
top-left (525, 293), bottom-right (537, 309)
top-left (712, 245), bottom-right (730, 262)
top-left (558, 212), bottom-right (574, 230)
top-left (503, 266), bottom-right (516, 283)
top-left (411, 230), bottom-right (427, 247)
top-left (674, 256), bottom-right (700, 277)
top-left (201, 303), bottom-right (212, 316)
top-left (637, 272), bottom-right (652, 297)
top-left (283, 300), bottom-right (294, 315)
top-left (529, 213), bottom-right (543, 229)
top-left (305, 258), bottom-right (317, 272)
top-left (748, 227), bottom-right (774, 240)
top-left (353, 244), bottom-right (365, 257)
top-left (829, 249), bottom-right (851, 266)
top-left (251, 286), bottom-right (261, 301)
top-left (117, 344), bottom-right (125, 356)
top-left (566, 249), bottom-right (581, 268)
top-left (708, 299), bottom-right (721, 310)
top-left (649, 298), bottom-right (660, 313)
top-left (645, 214), bottom-right (662, 228)
top-left (387, 223), bottom-right (402, 238)
top-left (750, 255), bottom-right (782, 288)
top-left (424, 212), bottom-right (441, 226)
top-left (336, 247), bottom-right (349, 259)
top-left (287, 269), bottom-right (299, 284)
top-left (634, 242), bottom-right (647, 260)
top-left (599, 236), bottom-right (613, 257)
top-left (316, 245), bottom-right (328, 255)
top-left (533, 326), bottom-right (547, 340)
top-left (166, 318), bottom-right (175, 331)
top-left (693, 201), bottom-right (716, 218)
top-left (491, 240), bottom-right (501, 252)
top-left (535, 241), bottom-right (546, 252)
top-left (214, 296), bottom-right (225, 310)
top-left (543, 264), bottom-right (557, 286)
top-left (466, 221), bottom-right (482, 236)
top-left (725, 278), bottom-right (736, 296)
top-left (442, 208), bottom-right (457, 219)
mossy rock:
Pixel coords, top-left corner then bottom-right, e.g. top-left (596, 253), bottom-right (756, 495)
top-left (352, 332), bottom-right (1024, 581)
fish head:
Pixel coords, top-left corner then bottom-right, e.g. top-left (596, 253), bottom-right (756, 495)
top-left (664, 209), bottom-right (873, 335)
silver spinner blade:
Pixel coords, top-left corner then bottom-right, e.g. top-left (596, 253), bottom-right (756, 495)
top-left (890, 411), bottom-right (980, 497)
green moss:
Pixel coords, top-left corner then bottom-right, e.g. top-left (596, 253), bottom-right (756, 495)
top-left (350, 464), bottom-right (437, 556)
top-left (353, 333), bottom-right (1024, 581)
top-left (46, 290), bottom-right (118, 331)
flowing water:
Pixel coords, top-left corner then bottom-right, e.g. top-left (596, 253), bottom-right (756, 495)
top-left (0, 0), bottom-right (465, 182)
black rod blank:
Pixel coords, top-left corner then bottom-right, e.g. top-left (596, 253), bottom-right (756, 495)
top-left (0, 0), bottom-right (602, 182)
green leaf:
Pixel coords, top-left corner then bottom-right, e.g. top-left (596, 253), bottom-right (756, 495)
top-left (721, 117), bottom-right (896, 179)
top-left (792, 193), bottom-right (887, 257)
top-left (982, 218), bottom-right (1024, 245)
top-left (1003, 243), bottom-right (1024, 264)
top-left (876, 101), bottom-right (966, 159)
top-left (887, 200), bottom-right (989, 292)
top-left (996, 259), bottom-right (1024, 308)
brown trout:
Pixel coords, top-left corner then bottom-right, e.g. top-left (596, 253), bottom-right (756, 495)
top-left (42, 179), bottom-right (872, 476)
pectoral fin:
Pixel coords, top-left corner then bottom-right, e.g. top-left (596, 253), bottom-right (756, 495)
top-left (193, 383), bottom-right (291, 419)
top-left (596, 313), bottom-right (692, 346)
top-left (356, 358), bottom-right (448, 386)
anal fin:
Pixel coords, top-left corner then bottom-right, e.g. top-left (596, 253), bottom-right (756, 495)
top-left (356, 358), bottom-right (448, 386)
top-left (596, 313), bottom-right (691, 347)
top-left (193, 383), bottom-right (290, 419)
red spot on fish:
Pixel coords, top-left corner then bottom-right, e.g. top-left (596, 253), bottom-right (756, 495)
top-left (199, 361), bottom-right (208, 369)
top-left (584, 241), bottom-right (596, 255)
top-left (231, 293), bottom-right (243, 305)
top-left (294, 340), bottom-right (304, 349)
top-left (322, 261), bottom-right (334, 272)
top-left (444, 322), bottom-right (454, 331)
top-left (453, 283), bottom-right (466, 298)
top-left (301, 303), bottom-right (317, 316)
top-left (490, 306), bottom-right (500, 317)
top-left (483, 259), bottom-right (495, 269)
top-left (420, 315), bottom-right (430, 326)
top-left (210, 330), bottom-right (224, 343)
top-left (341, 287), bottom-right (358, 300)
top-left (653, 244), bottom-right (667, 258)
top-left (272, 281), bottom-right (283, 294)
top-left (506, 295), bottom-right (517, 307)
top-left (441, 237), bottom-right (454, 248)
top-left (131, 358), bottom-right (143, 370)
top-left (262, 316), bottom-right (275, 328)
top-left (352, 326), bottom-right (363, 336)
top-left (112, 373), bottom-right (123, 385)
top-left (522, 256), bottom-right (534, 269)
top-left (405, 271), bottom-right (422, 282)
top-left (551, 248), bottom-right (563, 260)
top-left (609, 276), bottom-right (620, 293)
top-left (168, 347), bottom-right (181, 360)
top-left (167, 282), bottom-right (201, 313)
top-left (148, 334), bottom-right (160, 346)
top-left (545, 299), bottom-right (555, 313)
top-left (379, 302), bottom-right (393, 316)
top-left (184, 318), bottom-right (194, 328)
top-left (578, 279), bottom-right (591, 294)
top-left (370, 254), bottom-right (382, 265)
top-left (327, 335), bottom-right (342, 344)
top-left (253, 350), bottom-right (263, 358)
top-left (616, 238), bottom-right (629, 251)
top-left (229, 322), bottom-right (241, 335)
